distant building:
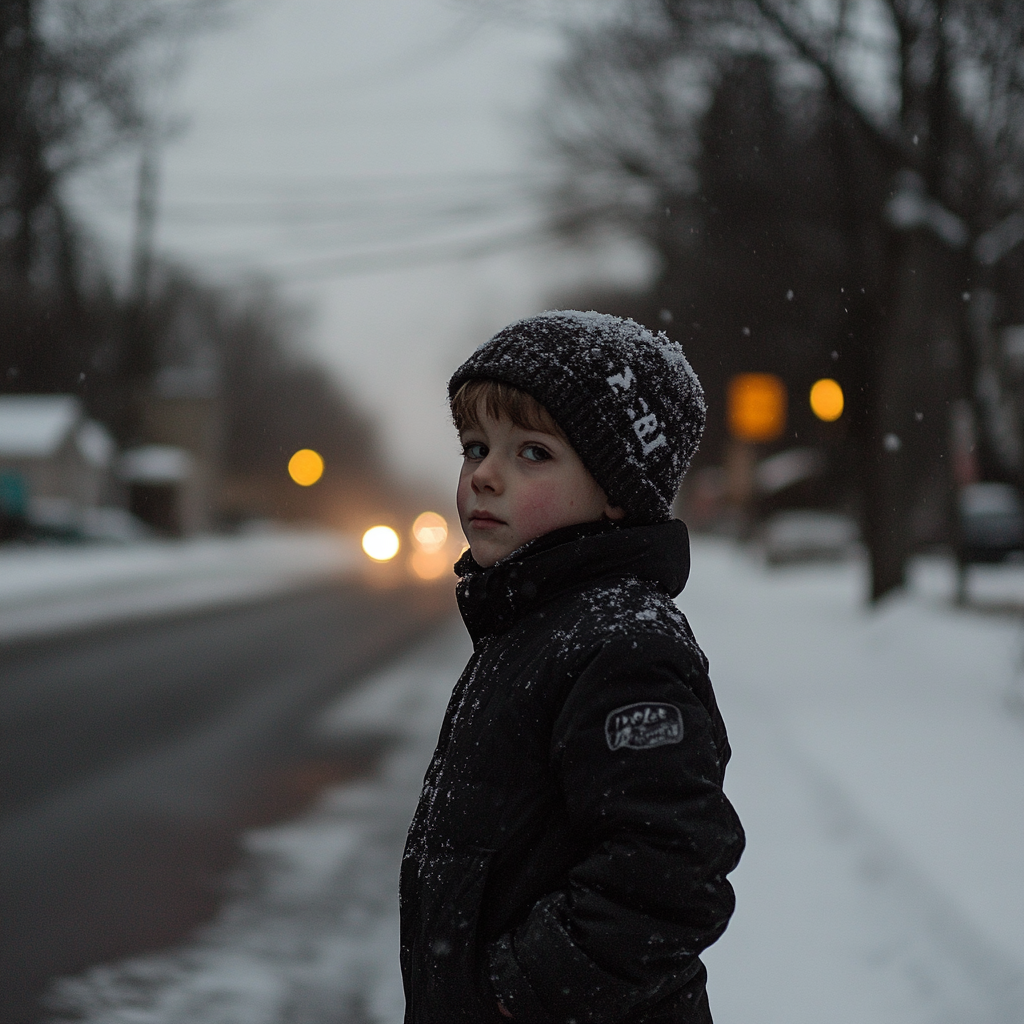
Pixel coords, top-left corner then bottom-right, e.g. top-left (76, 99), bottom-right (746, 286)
top-left (0, 395), bottom-right (115, 533)
top-left (118, 444), bottom-right (196, 537)
top-left (134, 360), bottom-right (221, 535)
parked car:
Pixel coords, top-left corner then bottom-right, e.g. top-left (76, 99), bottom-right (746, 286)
top-left (760, 509), bottom-right (859, 566)
top-left (957, 482), bottom-right (1024, 562)
top-left (955, 481), bottom-right (1024, 602)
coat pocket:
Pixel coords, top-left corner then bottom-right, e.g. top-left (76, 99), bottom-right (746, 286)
top-left (417, 844), bottom-right (497, 1022)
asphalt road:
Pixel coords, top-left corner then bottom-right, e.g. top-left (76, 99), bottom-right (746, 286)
top-left (0, 579), bottom-right (452, 1024)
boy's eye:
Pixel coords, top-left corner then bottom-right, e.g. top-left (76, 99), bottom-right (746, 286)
top-left (521, 444), bottom-right (552, 463)
top-left (463, 442), bottom-right (488, 460)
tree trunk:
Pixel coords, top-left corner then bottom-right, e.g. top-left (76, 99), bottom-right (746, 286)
top-left (865, 227), bottom-right (962, 601)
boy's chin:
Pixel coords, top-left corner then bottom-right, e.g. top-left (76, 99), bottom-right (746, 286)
top-left (467, 545), bottom-right (500, 568)
top-left (466, 535), bottom-right (514, 568)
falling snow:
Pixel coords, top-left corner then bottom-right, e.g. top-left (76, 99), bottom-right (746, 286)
top-left (43, 540), bottom-right (1024, 1024)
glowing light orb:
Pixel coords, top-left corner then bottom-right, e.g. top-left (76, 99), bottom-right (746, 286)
top-left (727, 373), bottom-right (787, 442)
top-left (410, 549), bottom-right (449, 580)
top-left (810, 378), bottom-right (844, 422)
top-left (288, 449), bottom-right (324, 486)
top-left (362, 525), bottom-right (400, 561)
top-left (412, 511), bottom-right (448, 552)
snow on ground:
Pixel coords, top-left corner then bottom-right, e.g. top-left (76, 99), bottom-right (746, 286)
top-left (0, 530), bottom-right (357, 644)
top-left (42, 539), bottom-right (1024, 1024)
top-left (690, 546), bottom-right (1024, 1024)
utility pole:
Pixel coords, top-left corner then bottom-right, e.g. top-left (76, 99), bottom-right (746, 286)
top-left (120, 137), bottom-right (160, 443)
top-left (130, 140), bottom-right (159, 310)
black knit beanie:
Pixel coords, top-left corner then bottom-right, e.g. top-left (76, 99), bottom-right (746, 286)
top-left (448, 310), bottom-right (705, 523)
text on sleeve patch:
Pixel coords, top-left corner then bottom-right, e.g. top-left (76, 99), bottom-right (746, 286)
top-left (605, 702), bottom-right (683, 751)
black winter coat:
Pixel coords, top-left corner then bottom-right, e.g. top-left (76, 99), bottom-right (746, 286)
top-left (400, 519), bottom-right (744, 1024)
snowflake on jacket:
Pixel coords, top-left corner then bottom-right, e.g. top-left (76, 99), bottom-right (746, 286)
top-left (400, 519), bottom-right (744, 1024)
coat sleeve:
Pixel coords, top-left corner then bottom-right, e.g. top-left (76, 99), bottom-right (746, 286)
top-left (485, 634), bottom-right (744, 1023)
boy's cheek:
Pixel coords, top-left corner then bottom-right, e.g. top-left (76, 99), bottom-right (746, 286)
top-left (516, 484), bottom-right (579, 532)
top-left (455, 475), bottom-right (474, 521)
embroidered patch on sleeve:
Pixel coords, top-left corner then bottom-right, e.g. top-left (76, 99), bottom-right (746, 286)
top-left (605, 702), bottom-right (684, 751)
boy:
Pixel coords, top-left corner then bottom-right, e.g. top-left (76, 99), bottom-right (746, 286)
top-left (400, 311), bottom-right (744, 1023)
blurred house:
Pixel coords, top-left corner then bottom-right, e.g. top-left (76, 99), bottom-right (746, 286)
top-left (0, 395), bottom-right (115, 535)
top-left (115, 355), bottom-right (221, 539)
top-left (118, 444), bottom-right (197, 537)
top-left (131, 353), bottom-right (221, 536)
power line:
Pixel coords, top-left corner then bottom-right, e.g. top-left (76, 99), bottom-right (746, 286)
top-left (77, 166), bottom-right (562, 281)
top-left (208, 224), bottom-right (553, 282)
top-left (160, 191), bottom-right (538, 227)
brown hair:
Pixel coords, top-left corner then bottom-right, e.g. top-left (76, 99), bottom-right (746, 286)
top-left (450, 379), bottom-right (568, 441)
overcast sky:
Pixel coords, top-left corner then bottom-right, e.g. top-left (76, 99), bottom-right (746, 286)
top-left (71, 0), bottom-right (648, 492)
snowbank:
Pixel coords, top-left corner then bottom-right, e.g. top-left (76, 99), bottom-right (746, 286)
top-left (0, 530), bottom-right (358, 644)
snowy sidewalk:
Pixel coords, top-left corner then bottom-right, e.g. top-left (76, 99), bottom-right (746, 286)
top-left (0, 531), bottom-right (358, 644)
top-left (43, 540), bottom-right (1024, 1024)
top-left (689, 545), bottom-right (1024, 1024)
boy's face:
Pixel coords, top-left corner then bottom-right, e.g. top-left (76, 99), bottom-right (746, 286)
top-left (457, 404), bottom-right (623, 567)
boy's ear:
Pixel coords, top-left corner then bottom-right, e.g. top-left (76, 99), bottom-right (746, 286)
top-left (604, 504), bottom-right (626, 521)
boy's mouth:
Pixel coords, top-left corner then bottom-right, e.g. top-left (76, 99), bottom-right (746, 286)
top-left (468, 511), bottom-right (506, 528)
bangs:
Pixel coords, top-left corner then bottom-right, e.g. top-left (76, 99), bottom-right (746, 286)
top-left (451, 379), bottom-right (566, 440)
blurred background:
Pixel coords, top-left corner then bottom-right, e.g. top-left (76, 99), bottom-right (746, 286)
top-left (3, 1), bottom-right (1024, 1022)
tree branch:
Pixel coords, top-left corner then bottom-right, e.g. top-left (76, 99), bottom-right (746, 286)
top-left (743, 0), bottom-right (911, 167)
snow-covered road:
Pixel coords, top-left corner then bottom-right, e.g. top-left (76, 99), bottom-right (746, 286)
top-left (43, 539), bottom-right (1024, 1024)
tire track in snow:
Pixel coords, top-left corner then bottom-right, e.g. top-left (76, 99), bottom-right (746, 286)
top-left (794, 746), bottom-right (1024, 1024)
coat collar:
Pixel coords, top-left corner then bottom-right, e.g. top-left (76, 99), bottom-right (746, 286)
top-left (454, 518), bottom-right (691, 646)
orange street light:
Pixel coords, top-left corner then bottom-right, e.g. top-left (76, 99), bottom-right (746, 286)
top-left (810, 378), bottom-right (844, 422)
top-left (727, 373), bottom-right (787, 442)
top-left (288, 449), bottom-right (324, 486)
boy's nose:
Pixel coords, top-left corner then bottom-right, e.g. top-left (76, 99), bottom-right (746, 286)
top-left (471, 455), bottom-right (502, 493)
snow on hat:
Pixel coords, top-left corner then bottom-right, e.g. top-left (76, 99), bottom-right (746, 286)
top-left (448, 309), bottom-right (706, 523)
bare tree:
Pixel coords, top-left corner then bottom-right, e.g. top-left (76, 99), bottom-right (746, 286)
top-left (541, 0), bottom-right (1024, 599)
top-left (1, 0), bottom-right (225, 422)
top-left (135, 268), bottom-right (386, 525)
top-left (1, 1), bottom-right (222, 280)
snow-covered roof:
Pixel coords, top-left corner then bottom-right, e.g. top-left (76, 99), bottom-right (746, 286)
top-left (0, 395), bottom-right (82, 458)
top-left (119, 445), bottom-right (193, 483)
